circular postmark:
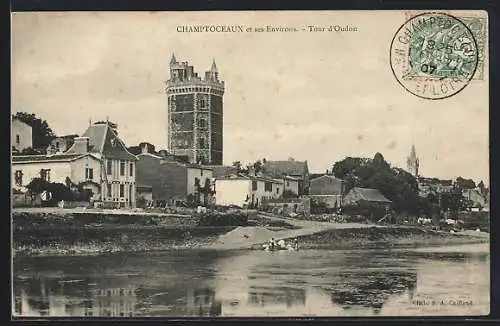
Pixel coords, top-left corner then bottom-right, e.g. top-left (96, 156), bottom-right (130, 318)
top-left (390, 12), bottom-right (479, 100)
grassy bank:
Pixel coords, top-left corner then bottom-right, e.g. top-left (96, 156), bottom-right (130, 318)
top-left (12, 209), bottom-right (489, 257)
top-left (293, 226), bottom-right (489, 250)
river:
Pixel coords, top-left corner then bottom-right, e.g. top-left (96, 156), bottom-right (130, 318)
top-left (12, 243), bottom-right (489, 317)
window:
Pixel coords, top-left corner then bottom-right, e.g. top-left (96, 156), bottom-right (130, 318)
top-left (16, 135), bottom-right (20, 145)
top-left (120, 161), bottom-right (125, 176)
top-left (276, 187), bottom-right (280, 194)
top-left (107, 160), bottom-right (112, 174)
top-left (85, 168), bottom-right (94, 180)
top-left (199, 97), bottom-right (207, 108)
top-left (56, 141), bottom-right (60, 149)
top-left (119, 184), bottom-right (124, 197)
top-left (199, 137), bottom-right (206, 148)
top-left (286, 181), bottom-right (290, 187)
top-left (200, 170), bottom-right (204, 177)
top-left (40, 169), bottom-right (51, 182)
top-left (107, 184), bottom-right (112, 197)
top-left (129, 163), bottom-right (134, 176)
top-left (252, 181), bottom-right (258, 191)
top-left (14, 170), bottom-right (23, 187)
top-left (194, 177), bottom-right (200, 187)
top-left (264, 182), bottom-right (272, 192)
top-left (197, 118), bottom-right (207, 129)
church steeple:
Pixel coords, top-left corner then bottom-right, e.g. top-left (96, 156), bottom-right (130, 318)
top-left (407, 144), bottom-right (419, 177)
top-left (210, 59), bottom-right (218, 72)
top-left (170, 53), bottom-right (177, 65)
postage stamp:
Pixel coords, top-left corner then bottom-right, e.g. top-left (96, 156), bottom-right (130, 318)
top-left (11, 11), bottom-right (489, 319)
top-left (390, 12), bottom-right (480, 100)
top-left (404, 10), bottom-right (488, 81)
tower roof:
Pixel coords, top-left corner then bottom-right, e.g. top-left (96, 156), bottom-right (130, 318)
top-left (170, 53), bottom-right (177, 65)
top-left (210, 59), bottom-right (218, 72)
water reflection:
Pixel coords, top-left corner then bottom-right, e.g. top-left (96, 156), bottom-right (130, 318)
top-left (13, 244), bottom-right (489, 317)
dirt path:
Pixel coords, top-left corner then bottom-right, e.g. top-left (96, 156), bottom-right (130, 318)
top-left (208, 214), bottom-right (379, 250)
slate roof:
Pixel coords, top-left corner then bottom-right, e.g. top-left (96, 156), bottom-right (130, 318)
top-left (263, 160), bottom-right (309, 177)
top-left (12, 153), bottom-right (100, 163)
top-left (347, 187), bottom-right (392, 203)
top-left (66, 123), bottom-right (137, 161)
top-left (205, 165), bottom-right (238, 178)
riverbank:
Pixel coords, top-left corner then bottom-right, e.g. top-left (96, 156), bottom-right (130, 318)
top-left (12, 208), bottom-right (489, 257)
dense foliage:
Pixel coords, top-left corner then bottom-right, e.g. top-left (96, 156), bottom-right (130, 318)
top-left (332, 153), bottom-right (424, 214)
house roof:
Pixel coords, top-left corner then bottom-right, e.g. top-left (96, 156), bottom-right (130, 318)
top-left (12, 153), bottom-right (101, 164)
top-left (65, 123), bottom-right (137, 161)
top-left (263, 160), bottom-right (309, 177)
top-left (216, 173), bottom-right (283, 184)
top-left (311, 174), bottom-right (344, 182)
top-left (137, 152), bottom-right (211, 170)
top-left (348, 187), bottom-right (392, 203)
top-left (204, 165), bottom-right (238, 178)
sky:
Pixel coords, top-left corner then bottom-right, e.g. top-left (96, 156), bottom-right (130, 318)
top-left (11, 11), bottom-right (489, 183)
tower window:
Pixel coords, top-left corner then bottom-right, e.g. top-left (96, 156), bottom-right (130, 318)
top-left (199, 138), bottom-right (206, 148)
top-left (16, 135), bottom-right (20, 145)
top-left (197, 118), bottom-right (207, 129)
top-left (199, 97), bottom-right (207, 109)
top-left (120, 184), bottom-right (124, 197)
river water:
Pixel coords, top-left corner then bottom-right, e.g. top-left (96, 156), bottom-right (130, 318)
top-left (12, 243), bottom-right (489, 317)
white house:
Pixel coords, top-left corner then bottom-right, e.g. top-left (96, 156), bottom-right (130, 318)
top-left (12, 117), bottom-right (33, 152)
top-left (12, 152), bottom-right (102, 200)
top-left (214, 174), bottom-right (284, 207)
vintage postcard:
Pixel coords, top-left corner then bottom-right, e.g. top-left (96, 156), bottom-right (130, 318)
top-left (11, 10), bottom-right (489, 318)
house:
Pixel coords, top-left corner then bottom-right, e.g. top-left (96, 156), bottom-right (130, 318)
top-left (65, 121), bottom-right (138, 208)
top-left (12, 117), bottom-right (33, 152)
top-left (343, 187), bottom-right (392, 218)
top-left (12, 150), bottom-right (102, 201)
top-left (214, 174), bottom-right (283, 208)
top-left (50, 134), bottom-right (79, 153)
top-left (262, 158), bottom-right (310, 195)
top-left (417, 177), bottom-right (453, 197)
top-left (282, 175), bottom-right (300, 195)
top-left (308, 174), bottom-right (345, 209)
top-left (135, 147), bottom-right (213, 206)
top-left (462, 188), bottom-right (488, 211)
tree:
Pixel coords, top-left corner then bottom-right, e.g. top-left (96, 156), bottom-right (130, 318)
top-left (282, 189), bottom-right (298, 199)
top-left (253, 159), bottom-right (263, 174)
top-left (331, 154), bottom-right (422, 214)
top-left (13, 112), bottom-right (56, 149)
top-left (478, 180), bottom-right (486, 195)
top-left (232, 161), bottom-right (243, 172)
top-left (455, 177), bottom-right (476, 190)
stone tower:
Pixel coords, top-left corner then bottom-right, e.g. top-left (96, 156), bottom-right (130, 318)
top-left (406, 144), bottom-right (419, 177)
top-left (165, 54), bottom-right (224, 165)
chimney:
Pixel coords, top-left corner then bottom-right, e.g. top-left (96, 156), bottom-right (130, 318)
top-left (141, 143), bottom-right (148, 154)
top-left (73, 137), bottom-right (90, 154)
